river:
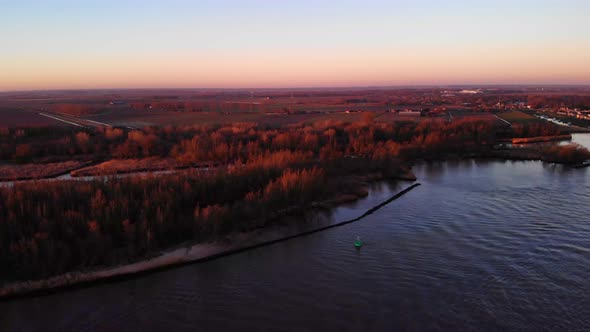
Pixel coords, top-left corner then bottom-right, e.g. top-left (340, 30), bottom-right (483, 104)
top-left (1, 135), bottom-right (589, 331)
top-left (571, 133), bottom-right (590, 150)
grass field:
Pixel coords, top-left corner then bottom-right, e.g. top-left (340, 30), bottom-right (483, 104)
top-left (496, 111), bottom-right (537, 122)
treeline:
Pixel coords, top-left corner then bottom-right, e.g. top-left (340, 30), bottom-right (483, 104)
top-left (511, 122), bottom-right (561, 138)
top-left (130, 100), bottom-right (269, 113)
top-left (527, 95), bottom-right (590, 110)
top-left (53, 104), bottom-right (102, 116)
top-left (0, 126), bottom-right (98, 162)
top-left (2, 116), bottom-right (554, 164)
top-left (541, 144), bottom-right (590, 164)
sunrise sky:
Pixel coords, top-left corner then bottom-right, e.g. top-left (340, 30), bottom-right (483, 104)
top-left (1, 0), bottom-right (589, 90)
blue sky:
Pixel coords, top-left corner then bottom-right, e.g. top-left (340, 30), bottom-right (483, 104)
top-left (1, 0), bottom-right (589, 89)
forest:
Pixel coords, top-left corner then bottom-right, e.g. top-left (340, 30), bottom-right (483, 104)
top-left (0, 114), bottom-right (562, 164)
top-left (1, 116), bottom-right (588, 282)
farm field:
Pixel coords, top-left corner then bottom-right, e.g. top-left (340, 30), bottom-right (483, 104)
top-left (0, 108), bottom-right (68, 128)
top-left (496, 111), bottom-right (538, 122)
top-left (85, 109), bottom-right (305, 127)
top-left (2, 88), bottom-right (590, 131)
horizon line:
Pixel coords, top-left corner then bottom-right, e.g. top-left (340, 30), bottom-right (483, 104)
top-left (2, 83), bottom-right (590, 94)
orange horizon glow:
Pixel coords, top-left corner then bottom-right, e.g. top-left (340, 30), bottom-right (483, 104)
top-left (0, 48), bottom-right (590, 90)
top-left (2, 1), bottom-right (589, 91)
top-left (3, 44), bottom-right (590, 91)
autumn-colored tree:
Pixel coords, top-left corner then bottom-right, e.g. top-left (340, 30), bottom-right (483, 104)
top-left (361, 112), bottom-right (375, 124)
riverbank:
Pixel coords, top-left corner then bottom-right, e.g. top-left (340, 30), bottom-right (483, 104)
top-left (0, 160), bottom-right (96, 182)
top-left (572, 161), bottom-right (590, 168)
top-left (0, 181), bottom-right (420, 299)
top-left (414, 142), bottom-right (590, 168)
top-left (469, 150), bottom-right (590, 168)
top-left (510, 134), bottom-right (572, 144)
top-left (70, 158), bottom-right (219, 177)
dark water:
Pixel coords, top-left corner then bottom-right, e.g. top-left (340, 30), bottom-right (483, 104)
top-left (1, 137), bottom-right (589, 332)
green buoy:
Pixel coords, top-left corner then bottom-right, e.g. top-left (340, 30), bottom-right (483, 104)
top-left (354, 236), bottom-right (363, 248)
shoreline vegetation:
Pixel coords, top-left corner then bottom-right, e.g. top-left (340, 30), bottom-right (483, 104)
top-left (0, 182), bottom-right (420, 299)
top-left (510, 134), bottom-right (572, 144)
top-left (0, 160), bottom-right (95, 182)
top-left (1, 115), bottom-right (589, 298)
top-left (0, 132), bottom-right (586, 185)
top-left (69, 158), bottom-right (219, 177)
top-left (0, 138), bottom-right (584, 186)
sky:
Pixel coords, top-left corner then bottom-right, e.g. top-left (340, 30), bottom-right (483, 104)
top-left (1, 0), bottom-right (589, 90)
